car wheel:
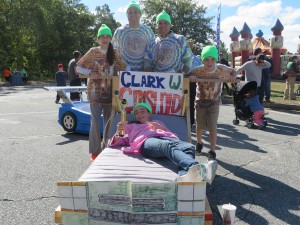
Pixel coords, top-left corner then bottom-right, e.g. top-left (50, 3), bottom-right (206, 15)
top-left (62, 112), bottom-right (77, 132)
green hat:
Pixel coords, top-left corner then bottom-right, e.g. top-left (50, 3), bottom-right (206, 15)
top-left (201, 45), bottom-right (218, 61)
top-left (97, 24), bottom-right (112, 38)
top-left (156, 10), bottom-right (171, 25)
top-left (127, 1), bottom-right (141, 13)
top-left (133, 102), bottom-right (152, 114)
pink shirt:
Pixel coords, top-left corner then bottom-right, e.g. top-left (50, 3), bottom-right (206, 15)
top-left (109, 120), bottom-right (178, 154)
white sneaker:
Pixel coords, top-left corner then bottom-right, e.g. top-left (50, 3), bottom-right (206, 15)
top-left (203, 160), bottom-right (218, 184)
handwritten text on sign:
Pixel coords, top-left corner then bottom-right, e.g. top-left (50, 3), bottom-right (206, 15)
top-left (118, 71), bottom-right (183, 115)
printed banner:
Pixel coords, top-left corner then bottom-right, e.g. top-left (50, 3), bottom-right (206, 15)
top-left (117, 71), bottom-right (184, 115)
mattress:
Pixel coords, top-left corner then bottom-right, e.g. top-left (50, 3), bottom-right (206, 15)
top-left (79, 147), bottom-right (179, 183)
top-left (79, 113), bottom-right (189, 183)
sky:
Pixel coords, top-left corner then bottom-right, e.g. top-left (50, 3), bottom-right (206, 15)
top-left (81, 0), bottom-right (300, 54)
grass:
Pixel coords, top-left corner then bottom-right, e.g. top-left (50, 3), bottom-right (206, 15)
top-left (269, 80), bottom-right (299, 104)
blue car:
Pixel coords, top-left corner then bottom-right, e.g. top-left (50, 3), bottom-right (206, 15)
top-left (44, 86), bottom-right (103, 135)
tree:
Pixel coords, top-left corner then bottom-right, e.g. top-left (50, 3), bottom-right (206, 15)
top-left (140, 0), bottom-right (215, 55)
top-left (94, 4), bottom-right (121, 36)
top-left (220, 41), bottom-right (231, 62)
top-left (0, 1), bottom-right (121, 81)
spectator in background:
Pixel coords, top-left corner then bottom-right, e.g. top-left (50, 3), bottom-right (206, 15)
top-left (112, 1), bottom-right (155, 71)
top-left (261, 49), bottom-right (273, 103)
top-left (68, 50), bottom-right (82, 101)
top-left (249, 48), bottom-right (262, 60)
top-left (55, 64), bottom-right (67, 104)
top-left (236, 54), bottom-right (271, 104)
top-left (20, 67), bottom-right (28, 84)
top-left (219, 53), bottom-right (230, 67)
top-left (283, 56), bottom-right (299, 100)
top-left (4, 67), bottom-right (11, 86)
top-left (244, 89), bottom-right (267, 130)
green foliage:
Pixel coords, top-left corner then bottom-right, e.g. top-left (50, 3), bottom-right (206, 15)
top-left (94, 4), bottom-right (121, 35)
top-left (139, 0), bottom-right (215, 55)
top-left (0, 0), bottom-right (219, 81)
top-left (0, 0), bottom-right (95, 80)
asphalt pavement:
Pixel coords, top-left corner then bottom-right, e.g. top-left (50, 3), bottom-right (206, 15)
top-left (0, 85), bottom-right (299, 225)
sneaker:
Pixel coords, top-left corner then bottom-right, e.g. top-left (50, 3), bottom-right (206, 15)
top-left (55, 100), bottom-right (59, 104)
top-left (196, 143), bottom-right (203, 153)
top-left (265, 99), bottom-right (272, 103)
top-left (177, 164), bottom-right (206, 182)
top-left (204, 160), bottom-right (218, 184)
top-left (208, 150), bottom-right (216, 160)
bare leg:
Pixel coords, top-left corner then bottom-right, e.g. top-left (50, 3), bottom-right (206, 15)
top-left (209, 130), bottom-right (217, 152)
top-left (196, 127), bottom-right (203, 144)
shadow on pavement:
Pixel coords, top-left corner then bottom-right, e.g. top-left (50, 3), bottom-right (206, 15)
top-left (262, 117), bottom-right (300, 136)
top-left (57, 133), bottom-right (89, 145)
top-left (217, 124), bottom-right (267, 153)
top-left (207, 160), bottom-right (300, 225)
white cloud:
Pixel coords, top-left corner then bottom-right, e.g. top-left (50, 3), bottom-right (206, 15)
top-left (197, 0), bottom-right (248, 8)
top-left (116, 6), bottom-right (127, 13)
top-left (115, 6), bottom-right (127, 25)
top-left (282, 24), bottom-right (300, 54)
top-left (219, 0), bottom-right (300, 53)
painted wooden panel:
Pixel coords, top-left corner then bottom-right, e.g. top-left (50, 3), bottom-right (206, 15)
top-left (61, 212), bottom-right (88, 225)
top-left (87, 181), bottom-right (132, 212)
top-left (177, 216), bottom-right (205, 225)
top-left (132, 182), bottom-right (177, 212)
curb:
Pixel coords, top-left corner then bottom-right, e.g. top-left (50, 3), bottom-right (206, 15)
top-left (222, 98), bottom-right (300, 111)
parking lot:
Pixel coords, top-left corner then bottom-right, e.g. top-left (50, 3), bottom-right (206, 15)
top-left (0, 85), bottom-right (299, 225)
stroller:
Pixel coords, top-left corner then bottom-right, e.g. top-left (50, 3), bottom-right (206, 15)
top-left (232, 80), bottom-right (267, 129)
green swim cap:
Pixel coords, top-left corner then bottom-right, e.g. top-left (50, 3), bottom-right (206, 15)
top-left (156, 10), bottom-right (172, 25)
top-left (127, 1), bottom-right (141, 13)
top-left (97, 24), bottom-right (112, 38)
top-left (133, 102), bottom-right (152, 114)
top-left (201, 45), bottom-right (218, 61)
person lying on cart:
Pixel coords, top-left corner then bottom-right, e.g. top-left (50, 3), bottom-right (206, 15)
top-left (109, 102), bottom-right (218, 183)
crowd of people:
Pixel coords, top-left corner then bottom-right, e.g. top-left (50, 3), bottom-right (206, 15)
top-left (2, 67), bottom-right (28, 86)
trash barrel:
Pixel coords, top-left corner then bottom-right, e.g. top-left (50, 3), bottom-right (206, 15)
top-left (10, 72), bottom-right (23, 86)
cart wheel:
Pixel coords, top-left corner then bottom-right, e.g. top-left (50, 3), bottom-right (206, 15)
top-left (246, 122), bottom-right (254, 129)
top-left (233, 119), bottom-right (239, 125)
top-left (62, 112), bottom-right (77, 132)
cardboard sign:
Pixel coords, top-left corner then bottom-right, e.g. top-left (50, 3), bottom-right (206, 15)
top-left (117, 71), bottom-right (184, 115)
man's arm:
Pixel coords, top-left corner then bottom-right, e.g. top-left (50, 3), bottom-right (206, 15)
top-left (235, 63), bottom-right (247, 74)
top-left (261, 61), bottom-right (271, 69)
top-left (181, 37), bottom-right (193, 74)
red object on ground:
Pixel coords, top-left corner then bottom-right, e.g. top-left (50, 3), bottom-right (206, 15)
top-left (91, 153), bottom-right (99, 161)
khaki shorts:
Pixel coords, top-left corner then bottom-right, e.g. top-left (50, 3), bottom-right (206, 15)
top-left (195, 105), bottom-right (220, 130)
